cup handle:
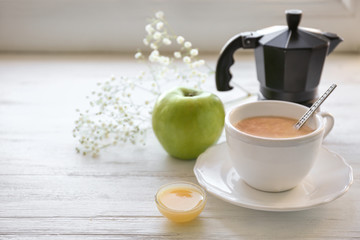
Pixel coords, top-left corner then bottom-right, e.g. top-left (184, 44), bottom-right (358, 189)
top-left (319, 112), bottom-right (334, 139)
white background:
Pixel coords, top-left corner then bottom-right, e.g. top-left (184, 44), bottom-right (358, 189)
top-left (0, 0), bottom-right (359, 53)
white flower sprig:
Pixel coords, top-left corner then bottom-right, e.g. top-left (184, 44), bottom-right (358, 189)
top-left (73, 11), bottom-right (213, 157)
top-left (73, 75), bottom-right (155, 156)
top-left (134, 11), bottom-right (213, 90)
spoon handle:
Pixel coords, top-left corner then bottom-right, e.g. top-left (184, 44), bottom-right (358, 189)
top-left (294, 84), bottom-right (337, 130)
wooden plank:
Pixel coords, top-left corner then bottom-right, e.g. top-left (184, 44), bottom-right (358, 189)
top-left (0, 53), bottom-right (359, 239)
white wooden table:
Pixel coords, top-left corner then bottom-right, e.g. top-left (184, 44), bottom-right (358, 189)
top-left (0, 53), bottom-right (359, 239)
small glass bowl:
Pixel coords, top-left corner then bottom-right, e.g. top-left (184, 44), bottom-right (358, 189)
top-left (155, 181), bottom-right (207, 223)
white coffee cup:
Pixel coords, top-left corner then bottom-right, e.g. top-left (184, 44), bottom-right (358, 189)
top-left (225, 100), bottom-right (334, 192)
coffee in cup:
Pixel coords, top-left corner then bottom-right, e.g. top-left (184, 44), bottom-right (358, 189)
top-left (234, 116), bottom-right (314, 138)
top-left (225, 100), bottom-right (334, 192)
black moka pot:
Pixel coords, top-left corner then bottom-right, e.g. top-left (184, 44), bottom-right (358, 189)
top-left (215, 10), bottom-right (342, 105)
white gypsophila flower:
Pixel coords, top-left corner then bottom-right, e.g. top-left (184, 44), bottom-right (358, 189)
top-left (150, 43), bottom-right (158, 50)
top-left (197, 59), bottom-right (205, 66)
top-left (145, 24), bottom-right (154, 34)
top-left (149, 54), bottom-right (157, 62)
top-left (149, 50), bottom-right (160, 62)
top-left (160, 56), bottom-right (170, 65)
top-left (191, 61), bottom-right (205, 68)
top-left (151, 50), bottom-right (159, 56)
top-left (156, 21), bottom-right (164, 30)
top-left (143, 38), bottom-right (149, 46)
top-left (184, 41), bottom-right (192, 48)
top-left (190, 49), bottom-right (198, 57)
top-left (174, 51), bottom-right (181, 58)
top-left (162, 38), bottom-right (171, 45)
top-left (155, 11), bottom-right (164, 19)
top-left (183, 56), bottom-right (191, 63)
top-left (153, 31), bottom-right (162, 40)
top-left (176, 36), bottom-right (185, 44)
top-left (134, 52), bottom-right (142, 59)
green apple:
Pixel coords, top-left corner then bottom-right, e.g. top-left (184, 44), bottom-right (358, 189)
top-left (152, 87), bottom-right (225, 160)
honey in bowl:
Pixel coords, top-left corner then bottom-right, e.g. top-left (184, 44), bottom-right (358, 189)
top-left (155, 182), bottom-right (206, 223)
top-left (234, 116), bottom-right (314, 138)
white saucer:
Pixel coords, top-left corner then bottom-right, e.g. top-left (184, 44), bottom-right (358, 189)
top-left (194, 142), bottom-right (353, 212)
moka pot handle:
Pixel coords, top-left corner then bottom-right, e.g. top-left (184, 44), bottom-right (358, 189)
top-left (215, 32), bottom-right (262, 91)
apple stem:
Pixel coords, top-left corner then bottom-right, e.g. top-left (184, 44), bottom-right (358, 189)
top-left (181, 88), bottom-right (198, 97)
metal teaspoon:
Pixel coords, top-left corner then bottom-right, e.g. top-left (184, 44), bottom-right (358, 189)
top-left (294, 84), bottom-right (337, 130)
